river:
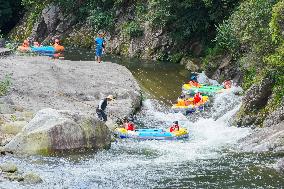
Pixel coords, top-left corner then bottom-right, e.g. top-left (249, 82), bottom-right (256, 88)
top-left (1, 50), bottom-right (284, 188)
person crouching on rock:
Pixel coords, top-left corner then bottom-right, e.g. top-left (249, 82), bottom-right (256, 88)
top-left (123, 117), bottom-right (135, 131)
top-left (96, 95), bottom-right (114, 121)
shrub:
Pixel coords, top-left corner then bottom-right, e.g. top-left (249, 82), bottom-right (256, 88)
top-left (121, 21), bottom-right (143, 38)
top-left (87, 9), bottom-right (114, 31)
top-left (0, 75), bottom-right (12, 96)
top-left (270, 1), bottom-right (284, 44)
top-left (215, 20), bottom-right (240, 54)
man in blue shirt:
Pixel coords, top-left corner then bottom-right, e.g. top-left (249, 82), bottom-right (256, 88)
top-left (95, 31), bottom-right (106, 63)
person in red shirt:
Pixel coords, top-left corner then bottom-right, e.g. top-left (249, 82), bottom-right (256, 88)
top-left (194, 91), bottom-right (202, 104)
top-left (123, 117), bottom-right (135, 131)
top-left (169, 121), bottom-right (180, 132)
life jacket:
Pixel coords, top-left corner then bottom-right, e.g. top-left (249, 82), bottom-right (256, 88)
top-left (194, 93), bottom-right (202, 104)
top-left (170, 124), bottom-right (180, 132)
top-left (189, 81), bottom-right (200, 87)
top-left (177, 99), bottom-right (185, 106)
top-left (126, 122), bottom-right (135, 131)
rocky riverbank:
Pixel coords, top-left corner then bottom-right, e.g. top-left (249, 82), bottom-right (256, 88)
top-left (0, 55), bottom-right (142, 155)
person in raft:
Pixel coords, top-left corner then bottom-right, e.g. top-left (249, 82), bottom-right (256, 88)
top-left (18, 39), bottom-right (30, 52)
top-left (169, 121), bottom-right (180, 132)
top-left (33, 41), bottom-right (41, 47)
top-left (188, 73), bottom-right (200, 87)
top-left (223, 80), bottom-right (232, 89)
top-left (193, 90), bottom-right (202, 104)
top-left (95, 31), bottom-right (106, 63)
top-left (96, 95), bottom-right (114, 121)
top-left (123, 117), bottom-right (135, 131)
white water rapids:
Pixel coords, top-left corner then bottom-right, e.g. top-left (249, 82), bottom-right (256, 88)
top-left (0, 86), bottom-right (260, 189)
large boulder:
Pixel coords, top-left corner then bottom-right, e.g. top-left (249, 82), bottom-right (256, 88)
top-left (276, 158), bottom-right (284, 173)
top-left (238, 121), bottom-right (284, 153)
top-left (30, 4), bottom-right (76, 42)
top-left (4, 108), bottom-right (111, 155)
top-left (263, 99), bottom-right (284, 127)
top-left (234, 78), bottom-right (274, 127)
top-left (0, 56), bottom-right (141, 122)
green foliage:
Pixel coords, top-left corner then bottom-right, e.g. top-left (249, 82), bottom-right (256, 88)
top-left (270, 1), bottom-right (284, 44)
top-left (5, 41), bottom-right (19, 50)
top-left (121, 21), bottom-right (143, 38)
top-left (147, 0), bottom-right (171, 28)
top-left (0, 75), bottom-right (11, 96)
top-left (64, 26), bottom-right (95, 48)
top-left (169, 53), bottom-right (184, 64)
top-left (215, 20), bottom-right (240, 54)
top-left (0, 0), bottom-right (24, 34)
top-left (215, 0), bottom-right (277, 55)
top-left (87, 9), bottom-right (114, 31)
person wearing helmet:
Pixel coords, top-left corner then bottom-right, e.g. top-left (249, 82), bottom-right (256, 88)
top-left (188, 73), bottom-right (200, 87)
top-left (123, 117), bottom-right (135, 131)
top-left (169, 121), bottom-right (180, 132)
top-left (96, 95), bottom-right (114, 121)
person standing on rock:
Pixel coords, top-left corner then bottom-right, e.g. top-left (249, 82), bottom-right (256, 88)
top-left (96, 95), bottom-right (114, 121)
top-left (95, 31), bottom-right (106, 63)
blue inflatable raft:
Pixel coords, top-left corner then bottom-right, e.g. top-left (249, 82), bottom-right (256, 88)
top-left (31, 46), bottom-right (56, 54)
top-left (114, 128), bottom-right (189, 140)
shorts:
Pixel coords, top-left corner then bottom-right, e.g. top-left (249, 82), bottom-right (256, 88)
top-left (96, 48), bottom-right (103, 57)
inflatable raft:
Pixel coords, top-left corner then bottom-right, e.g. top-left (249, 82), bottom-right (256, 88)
top-left (114, 128), bottom-right (189, 140)
top-left (171, 96), bottom-right (209, 113)
top-left (31, 46), bottom-right (56, 54)
top-left (182, 83), bottom-right (224, 96)
top-left (31, 45), bottom-right (64, 54)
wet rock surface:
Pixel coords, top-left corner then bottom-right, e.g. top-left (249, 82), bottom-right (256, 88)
top-left (4, 108), bottom-right (111, 155)
top-left (234, 78), bottom-right (274, 127)
top-left (0, 162), bottom-right (42, 184)
top-left (0, 55), bottom-right (141, 154)
top-left (263, 99), bottom-right (284, 127)
top-left (238, 121), bottom-right (284, 153)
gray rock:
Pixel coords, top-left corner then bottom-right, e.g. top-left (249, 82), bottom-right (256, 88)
top-left (42, 4), bottom-right (62, 34)
top-left (263, 99), bottom-right (284, 127)
top-left (0, 56), bottom-right (141, 121)
top-left (1, 121), bottom-right (27, 135)
top-left (3, 173), bottom-right (24, 182)
top-left (180, 58), bottom-right (201, 72)
top-left (23, 172), bottom-right (43, 184)
top-left (0, 162), bottom-right (17, 173)
top-left (238, 121), bottom-right (284, 152)
top-left (242, 78), bottom-right (273, 112)
top-left (276, 158), bottom-right (284, 172)
top-left (4, 108), bottom-right (111, 155)
top-left (234, 78), bottom-right (274, 127)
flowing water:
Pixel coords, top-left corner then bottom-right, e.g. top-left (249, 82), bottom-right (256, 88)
top-left (1, 50), bottom-right (284, 188)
